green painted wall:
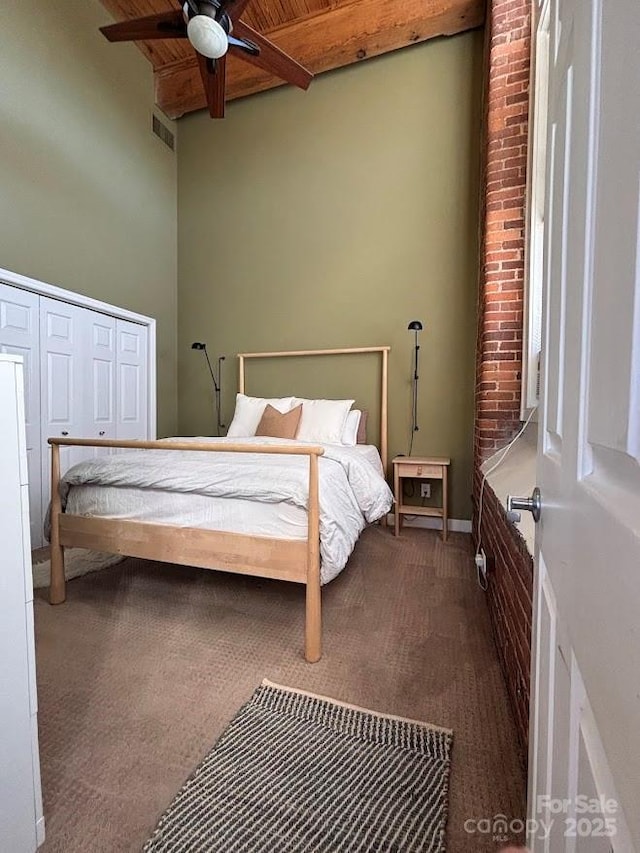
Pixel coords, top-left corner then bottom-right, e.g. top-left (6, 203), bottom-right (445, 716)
top-left (1, 0), bottom-right (178, 436)
top-left (178, 32), bottom-right (483, 519)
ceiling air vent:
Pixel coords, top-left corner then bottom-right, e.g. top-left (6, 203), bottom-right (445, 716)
top-left (152, 115), bottom-right (175, 151)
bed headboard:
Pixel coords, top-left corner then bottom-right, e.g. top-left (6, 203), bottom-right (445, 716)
top-left (237, 346), bottom-right (390, 475)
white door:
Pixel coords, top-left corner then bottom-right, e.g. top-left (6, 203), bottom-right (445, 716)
top-left (39, 297), bottom-right (85, 513)
top-left (84, 310), bottom-right (116, 456)
top-left (116, 319), bottom-right (148, 441)
top-left (529, 0), bottom-right (639, 849)
top-left (0, 357), bottom-right (42, 853)
top-left (0, 284), bottom-right (43, 548)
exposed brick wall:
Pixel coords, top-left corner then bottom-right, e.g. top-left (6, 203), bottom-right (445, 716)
top-left (473, 0), bottom-right (533, 760)
top-left (475, 469), bottom-right (534, 761)
top-left (475, 0), bottom-right (531, 460)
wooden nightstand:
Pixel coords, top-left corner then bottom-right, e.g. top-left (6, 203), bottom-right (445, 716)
top-left (392, 456), bottom-right (451, 540)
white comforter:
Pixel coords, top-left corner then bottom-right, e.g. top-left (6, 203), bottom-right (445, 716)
top-left (58, 437), bottom-right (393, 584)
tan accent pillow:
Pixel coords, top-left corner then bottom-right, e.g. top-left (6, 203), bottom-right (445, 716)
top-left (357, 410), bottom-right (368, 444)
top-left (255, 403), bottom-right (303, 439)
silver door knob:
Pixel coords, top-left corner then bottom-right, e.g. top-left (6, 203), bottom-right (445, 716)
top-left (507, 487), bottom-right (542, 523)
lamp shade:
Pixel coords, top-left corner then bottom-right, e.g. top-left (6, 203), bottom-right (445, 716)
top-left (191, 341), bottom-right (206, 350)
top-left (407, 320), bottom-right (423, 331)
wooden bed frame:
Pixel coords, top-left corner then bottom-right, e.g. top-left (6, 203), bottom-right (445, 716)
top-left (48, 345), bottom-right (390, 663)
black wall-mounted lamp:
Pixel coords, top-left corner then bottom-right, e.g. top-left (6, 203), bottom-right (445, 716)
top-left (191, 342), bottom-right (225, 436)
top-left (407, 320), bottom-right (423, 454)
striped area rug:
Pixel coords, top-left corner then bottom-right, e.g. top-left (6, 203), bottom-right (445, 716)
top-left (143, 680), bottom-right (453, 853)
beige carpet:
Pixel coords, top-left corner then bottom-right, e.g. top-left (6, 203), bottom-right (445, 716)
top-left (34, 527), bottom-right (526, 852)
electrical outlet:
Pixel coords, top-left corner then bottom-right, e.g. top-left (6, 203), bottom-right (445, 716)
top-left (474, 548), bottom-right (487, 583)
top-left (420, 483), bottom-right (431, 499)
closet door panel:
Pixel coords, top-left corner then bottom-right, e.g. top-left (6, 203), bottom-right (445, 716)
top-left (116, 320), bottom-right (148, 440)
top-left (40, 298), bottom-right (84, 513)
top-left (85, 311), bottom-right (116, 457)
top-left (0, 283), bottom-right (43, 547)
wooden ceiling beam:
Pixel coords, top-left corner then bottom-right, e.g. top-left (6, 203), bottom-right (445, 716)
top-left (155, 0), bottom-right (485, 119)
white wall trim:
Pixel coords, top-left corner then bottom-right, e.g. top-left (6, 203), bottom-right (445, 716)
top-left (0, 266), bottom-right (157, 439)
top-left (521, 0), bottom-right (549, 419)
top-left (0, 266), bottom-right (154, 324)
top-left (385, 514), bottom-right (472, 534)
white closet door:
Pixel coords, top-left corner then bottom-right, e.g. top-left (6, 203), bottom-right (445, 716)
top-left (40, 297), bottom-right (85, 513)
top-left (116, 319), bottom-right (148, 440)
top-left (84, 311), bottom-right (116, 457)
top-left (0, 284), bottom-right (43, 548)
top-left (0, 275), bottom-right (154, 552)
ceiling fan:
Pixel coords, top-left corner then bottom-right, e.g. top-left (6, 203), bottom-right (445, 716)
top-left (100, 0), bottom-right (313, 119)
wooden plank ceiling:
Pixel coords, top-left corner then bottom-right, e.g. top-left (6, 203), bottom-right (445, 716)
top-left (98, 0), bottom-right (485, 119)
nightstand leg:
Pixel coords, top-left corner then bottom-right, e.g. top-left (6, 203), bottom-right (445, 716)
top-left (394, 465), bottom-right (400, 537)
top-left (442, 465), bottom-right (449, 542)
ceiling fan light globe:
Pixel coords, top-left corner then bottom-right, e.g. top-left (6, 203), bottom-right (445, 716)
top-left (187, 15), bottom-right (228, 60)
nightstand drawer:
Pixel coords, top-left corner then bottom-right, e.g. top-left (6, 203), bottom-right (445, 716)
top-left (396, 463), bottom-right (443, 479)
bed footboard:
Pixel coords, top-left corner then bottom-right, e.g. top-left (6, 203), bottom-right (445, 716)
top-left (47, 438), bottom-right (324, 662)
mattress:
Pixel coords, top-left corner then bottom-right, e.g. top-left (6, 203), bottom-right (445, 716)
top-left (61, 440), bottom-right (391, 585)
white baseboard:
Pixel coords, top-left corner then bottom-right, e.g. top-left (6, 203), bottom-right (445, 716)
top-left (385, 513), bottom-right (472, 534)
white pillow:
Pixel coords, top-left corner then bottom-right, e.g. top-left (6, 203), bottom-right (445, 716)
top-left (341, 409), bottom-right (362, 446)
top-left (226, 394), bottom-right (296, 438)
top-left (295, 398), bottom-right (355, 444)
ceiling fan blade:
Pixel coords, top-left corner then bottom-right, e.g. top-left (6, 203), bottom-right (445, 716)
top-left (100, 11), bottom-right (186, 42)
top-left (230, 20), bottom-right (313, 90)
top-left (198, 53), bottom-right (226, 118)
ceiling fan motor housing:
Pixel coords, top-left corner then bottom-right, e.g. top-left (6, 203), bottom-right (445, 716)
top-left (184, 1), bottom-right (231, 29)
